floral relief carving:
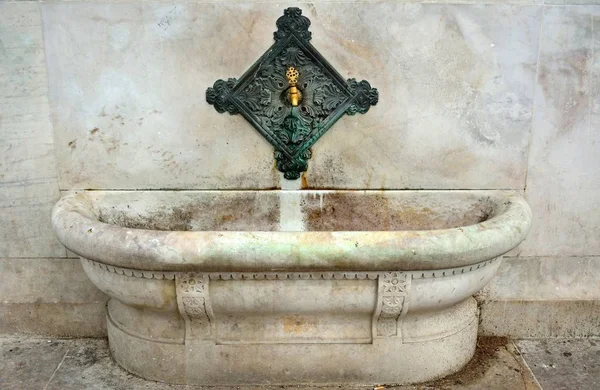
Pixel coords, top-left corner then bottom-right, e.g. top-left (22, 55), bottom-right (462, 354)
top-left (176, 273), bottom-right (212, 337)
top-left (182, 297), bottom-right (209, 323)
top-left (375, 272), bottom-right (410, 338)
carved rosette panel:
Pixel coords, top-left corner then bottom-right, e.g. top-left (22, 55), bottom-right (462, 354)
top-left (374, 272), bottom-right (410, 338)
top-left (176, 273), bottom-right (213, 338)
top-left (206, 7), bottom-right (378, 180)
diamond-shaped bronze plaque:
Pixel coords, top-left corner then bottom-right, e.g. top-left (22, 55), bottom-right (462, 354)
top-left (206, 7), bottom-right (378, 180)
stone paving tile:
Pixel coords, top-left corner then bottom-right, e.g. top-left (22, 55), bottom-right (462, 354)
top-left (0, 338), bottom-right (70, 390)
top-left (0, 337), bottom-right (541, 390)
top-left (418, 337), bottom-right (541, 390)
top-left (516, 339), bottom-right (600, 390)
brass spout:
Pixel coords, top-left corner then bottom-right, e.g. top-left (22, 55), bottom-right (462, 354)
top-left (286, 67), bottom-right (301, 107)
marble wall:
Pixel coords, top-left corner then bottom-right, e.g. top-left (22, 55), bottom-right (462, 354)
top-left (0, 3), bottom-right (107, 336)
top-left (479, 5), bottom-right (600, 337)
top-left (42, 3), bottom-right (541, 190)
top-left (1, 0), bottom-right (599, 337)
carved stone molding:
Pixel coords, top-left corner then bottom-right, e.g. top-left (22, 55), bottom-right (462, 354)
top-left (176, 273), bottom-right (214, 339)
top-left (373, 272), bottom-right (410, 338)
top-left (82, 258), bottom-right (499, 281)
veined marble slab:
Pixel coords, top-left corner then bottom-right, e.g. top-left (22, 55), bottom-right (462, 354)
top-left (0, 3), bottom-right (65, 257)
top-left (518, 6), bottom-right (600, 256)
top-left (479, 256), bottom-right (600, 300)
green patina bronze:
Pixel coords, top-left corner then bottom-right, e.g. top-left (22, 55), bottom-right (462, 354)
top-left (206, 7), bottom-right (378, 180)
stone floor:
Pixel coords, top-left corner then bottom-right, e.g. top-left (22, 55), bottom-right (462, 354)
top-left (0, 337), bottom-right (598, 390)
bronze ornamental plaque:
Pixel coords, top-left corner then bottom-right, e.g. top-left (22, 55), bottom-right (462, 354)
top-left (207, 7), bottom-right (378, 180)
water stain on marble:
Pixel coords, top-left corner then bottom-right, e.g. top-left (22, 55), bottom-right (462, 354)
top-left (160, 282), bottom-right (177, 311)
top-left (86, 127), bottom-right (121, 153)
top-left (432, 146), bottom-right (478, 180)
top-left (538, 48), bottom-right (591, 136)
top-left (97, 193), bottom-right (279, 231)
top-left (440, 9), bottom-right (466, 41)
top-left (303, 192), bottom-right (494, 231)
top-left (282, 315), bottom-right (317, 334)
top-left (304, 192), bottom-right (392, 231)
top-left (99, 205), bottom-right (190, 231)
top-left (112, 115), bottom-right (125, 126)
top-left (316, 11), bottom-right (384, 73)
top-left (304, 153), bottom-right (350, 189)
top-left (301, 173), bottom-right (308, 189)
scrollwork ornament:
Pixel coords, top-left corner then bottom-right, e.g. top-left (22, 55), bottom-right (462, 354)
top-left (346, 79), bottom-right (379, 115)
top-left (274, 148), bottom-right (312, 180)
top-left (274, 7), bottom-right (312, 42)
top-left (206, 78), bottom-right (238, 115)
top-left (374, 272), bottom-right (410, 338)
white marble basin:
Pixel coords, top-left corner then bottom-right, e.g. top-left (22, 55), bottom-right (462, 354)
top-left (52, 190), bottom-right (531, 385)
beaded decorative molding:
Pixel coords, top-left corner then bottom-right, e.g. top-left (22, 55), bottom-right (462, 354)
top-left (82, 257), bottom-right (498, 281)
top-left (206, 7), bottom-right (378, 179)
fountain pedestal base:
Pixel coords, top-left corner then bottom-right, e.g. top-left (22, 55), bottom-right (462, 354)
top-left (107, 296), bottom-right (478, 385)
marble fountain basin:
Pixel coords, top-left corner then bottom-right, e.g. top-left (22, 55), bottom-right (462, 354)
top-left (52, 190), bottom-right (531, 386)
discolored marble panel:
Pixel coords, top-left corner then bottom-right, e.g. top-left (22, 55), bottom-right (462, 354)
top-left (518, 6), bottom-right (600, 256)
top-left (479, 256), bottom-right (600, 301)
top-left (42, 3), bottom-right (541, 190)
top-left (0, 258), bottom-right (108, 337)
top-left (0, 3), bottom-right (65, 257)
top-left (304, 3), bottom-right (541, 189)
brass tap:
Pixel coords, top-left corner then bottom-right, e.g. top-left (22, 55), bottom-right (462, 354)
top-left (286, 67), bottom-right (301, 107)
